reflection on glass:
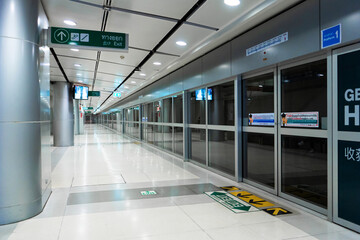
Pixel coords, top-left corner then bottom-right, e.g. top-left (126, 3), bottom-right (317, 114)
top-left (208, 82), bottom-right (234, 125)
top-left (174, 127), bottom-right (183, 156)
top-left (243, 132), bottom-right (275, 188)
top-left (174, 94), bottom-right (183, 123)
top-left (163, 126), bottom-right (173, 152)
top-left (281, 59), bottom-right (327, 129)
top-left (243, 73), bottom-right (274, 126)
top-left (145, 124), bottom-right (154, 144)
top-left (281, 135), bottom-right (327, 208)
top-left (209, 130), bottom-right (235, 175)
top-left (190, 128), bottom-right (206, 165)
top-left (190, 90), bottom-right (205, 124)
top-left (154, 101), bottom-right (162, 122)
top-left (163, 98), bottom-right (172, 123)
top-left (132, 123), bottom-right (140, 139)
top-left (154, 125), bottom-right (163, 148)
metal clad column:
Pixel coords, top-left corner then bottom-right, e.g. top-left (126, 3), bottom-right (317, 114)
top-left (0, 0), bottom-right (42, 224)
top-left (53, 82), bottom-right (74, 146)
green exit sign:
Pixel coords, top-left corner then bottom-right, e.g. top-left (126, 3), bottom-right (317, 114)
top-left (88, 91), bottom-right (100, 97)
top-left (50, 27), bottom-right (128, 52)
top-left (84, 107), bottom-right (93, 110)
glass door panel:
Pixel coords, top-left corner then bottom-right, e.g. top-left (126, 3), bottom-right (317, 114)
top-left (242, 72), bottom-right (276, 190)
top-left (279, 59), bottom-right (328, 211)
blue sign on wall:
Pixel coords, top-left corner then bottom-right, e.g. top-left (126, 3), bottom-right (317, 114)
top-left (321, 24), bottom-right (341, 49)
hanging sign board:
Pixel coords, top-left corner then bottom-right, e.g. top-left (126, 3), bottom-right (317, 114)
top-left (49, 27), bottom-right (129, 52)
top-left (249, 113), bottom-right (274, 126)
top-left (281, 112), bottom-right (319, 128)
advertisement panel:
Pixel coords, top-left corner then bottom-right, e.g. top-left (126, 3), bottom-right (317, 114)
top-left (281, 112), bottom-right (319, 128)
top-left (249, 113), bottom-right (274, 126)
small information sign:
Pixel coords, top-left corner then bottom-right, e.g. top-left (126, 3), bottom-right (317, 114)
top-left (141, 191), bottom-right (157, 196)
top-left (249, 113), bottom-right (274, 126)
top-left (321, 24), bottom-right (341, 49)
top-left (88, 91), bottom-right (100, 97)
top-left (205, 191), bottom-right (259, 213)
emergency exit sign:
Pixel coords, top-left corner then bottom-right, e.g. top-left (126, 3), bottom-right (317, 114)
top-left (50, 27), bottom-right (128, 52)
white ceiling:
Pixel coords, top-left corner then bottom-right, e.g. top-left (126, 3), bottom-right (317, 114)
top-left (42, 0), bottom-right (301, 113)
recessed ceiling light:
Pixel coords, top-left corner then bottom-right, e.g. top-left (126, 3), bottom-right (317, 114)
top-left (259, 84), bottom-right (263, 88)
top-left (131, 81), bottom-right (136, 84)
top-left (71, 48), bottom-right (79, 52)
top-left (79, 80), bottom-right (83, 83)
top-left (139, 73), bottom-right (146, 76)
top-left (124, 86), bottom-right (129, 89)
top-left (153, 62), bottom-right (162, 66)
top-left (76, 73), bottom-right (82, 76)
top-left (74, 64), bottom-right (81, 67)
top-left (176, 41), bottom-right (187, 46)
top-left (64, 20), bottom-right (77, 26)
top-left (224, 0), bottom-right (240, 6)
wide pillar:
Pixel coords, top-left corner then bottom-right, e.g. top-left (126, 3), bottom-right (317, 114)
top-left (0, 0), bottom-right (43, 224)
top-left (74, 100), bottom-right (80, 135)
top-left (53, 82), bottom-right (74, 146)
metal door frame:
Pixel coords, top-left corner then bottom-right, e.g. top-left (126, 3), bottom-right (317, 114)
top-left (277, 54), bottom-right (329, 216)
top-left (241, 68), bottom-right (278, 195)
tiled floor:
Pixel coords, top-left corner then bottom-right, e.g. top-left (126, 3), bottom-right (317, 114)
top-left (1, 125), bottom-right (359, 240)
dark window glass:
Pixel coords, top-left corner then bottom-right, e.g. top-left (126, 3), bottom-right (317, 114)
top-left (174, 127), bottom-right (183, 156)
top-left (243, 132), bottom-right (275, 188)
top-left (154, 125), bottom-right (163, 148)
top-left (142, 103), bottom-right (153, 122)
top-left (174, 94), bottom-right (183, 123)
top-left (190, 128), bottom-right (206, 165)
top-left (281, 60), bottom-right (327, 129)
top-left (154, 101), bottom-right (162, 122)
top-left (281, 135), bottom-right (327, 208)
top-left (243, 73), bottom-right (274, 126)
top-left (209, 130), bottom-right (235, 176)
top-left (163, 126), bottom-right (173, 152)
top-left (208, 82), bottom-right (234, 125)
top-left (190, 90), bottom-right (206, 124)
top-left (163, 98), bottom-right (172, 123)
top-left (133, 106), bottom-right (140, 122)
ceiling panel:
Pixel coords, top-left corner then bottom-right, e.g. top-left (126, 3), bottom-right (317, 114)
top-left (158, 24), bottom-right (215, 55)
top-left (96, 72), bottom-right (125, 82)
top-left (100, 48), bottom-right (148, 67)
top-left (106, 11), bottom-right (176, 49)
top-left (140, 53), bottom-right (179, 81)
top-left (97, 61), bottom-right (134, 77)
top-left (54, 47), bottom-right (98, 60)
top-left (188, 0), bottom-right (266, 29)
top-left (111, 0), bottom-right (197, 19)
top-left (42, 0), bottom-right (103, 30)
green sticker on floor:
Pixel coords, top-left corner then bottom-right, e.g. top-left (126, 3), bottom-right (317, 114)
top-left (141, 190), bottom-right (157, 196)
top-left (263, 207), bottom-right (291, 216)
top-left (205, 191), bottom-right (259, 213)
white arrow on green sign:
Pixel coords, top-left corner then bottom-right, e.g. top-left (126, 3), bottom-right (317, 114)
top-left (205, 191), bottom-right (259, 213)
top-left (50, 27), bottom-right (128, 52)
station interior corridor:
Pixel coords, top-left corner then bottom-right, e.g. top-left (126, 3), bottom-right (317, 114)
top-left (0, 124), bottom-right (358, 240)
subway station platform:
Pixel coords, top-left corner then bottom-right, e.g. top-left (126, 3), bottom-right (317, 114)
top-left (0, 124), bottom-right (359, 240)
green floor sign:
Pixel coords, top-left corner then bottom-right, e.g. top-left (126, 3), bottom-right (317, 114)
top-left (141, 191), bottom-right (157, 196)
top-left (205, 191), bottom-right (259, 213)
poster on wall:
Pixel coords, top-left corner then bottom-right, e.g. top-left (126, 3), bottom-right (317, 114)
top-left (338, 50), bottom-right (360, 132)
top-left (281, 112), bottom-right (319, 128)
top-left (249, 113), bottom-right (274, 126)
top-left (338, 140), bottom-right (360, 226)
